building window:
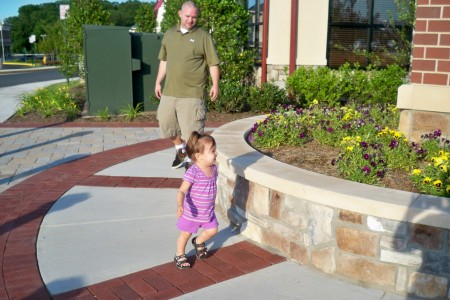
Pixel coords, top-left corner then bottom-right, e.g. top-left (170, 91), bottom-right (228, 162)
top-left (247, 0), bottom-right (264, 63)
top-left (327, 0), bottom-right (412, 68)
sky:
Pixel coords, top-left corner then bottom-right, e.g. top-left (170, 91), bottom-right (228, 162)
top-left (0, 0), bottom-right (132, 23)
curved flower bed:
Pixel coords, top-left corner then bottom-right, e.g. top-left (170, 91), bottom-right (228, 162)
top-left (213, 116), bottom-right (450, 299)
top-left (248, 103), bottom-right (449, 198)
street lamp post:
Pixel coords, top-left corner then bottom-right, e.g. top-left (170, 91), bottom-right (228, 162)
top-left (0, 20), bottom-right (5, 67)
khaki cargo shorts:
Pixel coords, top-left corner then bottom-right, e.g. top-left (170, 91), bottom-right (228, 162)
top-left (157, 95), bottom-right (206, 141)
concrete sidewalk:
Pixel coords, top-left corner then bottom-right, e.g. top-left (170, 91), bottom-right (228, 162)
top-left (0, 80), bottom-right (416, 299)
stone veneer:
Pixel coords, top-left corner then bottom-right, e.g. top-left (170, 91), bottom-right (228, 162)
top-left (255, 64), bottom-right (288, 88)
top-left (212, 116), bottom-right (450, 299)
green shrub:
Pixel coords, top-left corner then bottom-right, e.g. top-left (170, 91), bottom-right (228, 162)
top-left (247, 82), bottom-right (288, 113)
top-left (285, 64), bottom-right (407, 107)
top-left (365, 64), bottom-right (407, 104)
top-left (207, 81), bottom-right (249, 113)
top-left (285, 66), bottom-right (342, 107)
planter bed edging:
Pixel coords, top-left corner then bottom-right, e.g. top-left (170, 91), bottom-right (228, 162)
top-left (212, 116), bottom-right (450, 298)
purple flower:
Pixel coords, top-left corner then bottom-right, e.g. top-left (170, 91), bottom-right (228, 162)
top-left (299, 132), bottom-right (306, 139)
top-left (363, 154), bottom-right (369, 160)
top-left (258, 130), bottom-right (264, 137)
top-left (248, 133), bottom-right (254, 143)
top-left (328, 127), bottom-right (334, 133)
top-left (377, 171), bottom-right (384, 177)
top-left (363, 166), bottom-right (371, 173)
top-left (331, 159), bottom-right (336, 166)
top-left (389, 140), bottom-right (398, 149)
top-left (434, 129), bottom-right (442, 137)
top-left (370, 161), bottom-right (376, 167)
top-left (360, 141), bottom-right (368, 148)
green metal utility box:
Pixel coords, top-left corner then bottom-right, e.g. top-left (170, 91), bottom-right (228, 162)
top-left (83, 25), bottom-right (161, 115)
top-left (131, 32), bottom-right (162, 111)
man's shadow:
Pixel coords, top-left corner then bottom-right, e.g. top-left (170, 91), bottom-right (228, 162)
top-left (393, 194), bottom-right (450, 299)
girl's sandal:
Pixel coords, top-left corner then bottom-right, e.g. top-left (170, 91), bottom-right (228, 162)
top-left (191, 237), bottom-right (208, 259)
top-left (174, 254), bottom-right (191, 269)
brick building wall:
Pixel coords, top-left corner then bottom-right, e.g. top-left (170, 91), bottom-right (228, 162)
top-left (397, 0), bottom-right (450, 142)
top-left (411, 0), bottom-right (450, 86)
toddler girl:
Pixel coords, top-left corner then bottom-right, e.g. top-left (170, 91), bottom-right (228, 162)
top-left (174, 131), bottom-right (219, 269)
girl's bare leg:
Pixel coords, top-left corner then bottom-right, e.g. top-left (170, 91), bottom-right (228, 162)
top-left (195, 227), bottom-right (218, 244)
top-left (176, 231), bottom-right (192, 256)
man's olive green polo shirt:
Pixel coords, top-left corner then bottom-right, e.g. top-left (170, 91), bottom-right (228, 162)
top-left (158, 26), bottom-right (220, 99)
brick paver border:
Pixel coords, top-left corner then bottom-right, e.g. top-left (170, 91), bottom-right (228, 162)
top-left (0, 123), bottom-right (284, 299)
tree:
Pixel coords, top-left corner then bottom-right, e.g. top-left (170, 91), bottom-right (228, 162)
top-left (8, 3), bottom-right (61, 53)
top-left (38, 21), bottom-right (63, 61)
top-left (161, 0), bottom-right (256, 84)
top-left (59, 0), bottom-right (110, 80)
top-left (134, 2), bottom-right (157, 32)
top-left (108, 0), bottom-right (144, 27)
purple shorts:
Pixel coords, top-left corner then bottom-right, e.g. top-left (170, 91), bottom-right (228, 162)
top-left (177, 215), bottom-right (219, 234)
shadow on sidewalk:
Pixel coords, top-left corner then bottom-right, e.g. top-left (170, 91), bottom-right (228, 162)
top-left (0, 153), bottom-right (89, 188)
top-left (0, 130), bottom-right (93, 157)
top-left (0, 192), bottom-right (90, 236)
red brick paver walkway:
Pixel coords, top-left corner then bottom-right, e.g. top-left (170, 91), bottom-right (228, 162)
top-left (0, 123), bottom-right (284, 300)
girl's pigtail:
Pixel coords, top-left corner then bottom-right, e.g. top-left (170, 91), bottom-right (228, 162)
top-left (186, 131), bottom-right (201, 160)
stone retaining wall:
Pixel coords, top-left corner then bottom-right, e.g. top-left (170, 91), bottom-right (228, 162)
top-left (213, 117), bottom-right (450, 299)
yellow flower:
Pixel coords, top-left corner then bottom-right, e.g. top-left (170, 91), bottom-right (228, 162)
top-left (438, 150), bottom-right (444, 156)
top-left (312, 99), bottom-right (319, 105)
top-left (433, 157), bottom-right (444, 167)
top-left (440, 165), bottom-right (448, 172)
top-left (341, 136), bottom-right (351, 144)
top-left (433, 180), bottom-right (442, 188)
top-left (346, 146), bottom-right (354, 152)
top-left (446, 186), bottom-right (450, 194)
top-left (423, 177), bottom-right (431, 184)
top-left (412, 169), bottom-right (421, 176)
